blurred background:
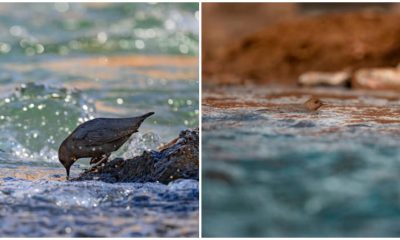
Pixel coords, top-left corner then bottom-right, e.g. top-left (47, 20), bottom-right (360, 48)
top-left (203, 3), bottom-right (400, 85)
top-left (202, 3), bottom-right (400, 237)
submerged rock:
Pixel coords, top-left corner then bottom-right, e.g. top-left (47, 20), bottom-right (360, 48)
top-left (74, 128), bottom-right (199, 184)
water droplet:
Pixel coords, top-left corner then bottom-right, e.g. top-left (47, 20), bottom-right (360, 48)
top-left (65, 227), bottom-right (72, 234)
top-left (116, 98), bottom-right (124, 104)
top-left (9, 25), bottom-right (23, 37)
top-left (28, 103), bottom-right (35, 108)
top-left (165, 19), bottom-right (176, 30)
top-left (82, 105), bottom-right (88, 111)
top-left (64, 95), bottom-right (71, 102)
top-left (168, 99), bottom-right (173, 105)
top-left (97, 32), bottom-right (108, 44)
top-left (179, 44), bottom-right (189, 54)
top-left (35, 44), bottom-right (44, 54)
top-left (186, 100), bottom-right (192, 106)
top-left (0, 42), bottom-right (11, 53)
top-left (22, 107), bottom-right (28, 111)
top-left (135, 40), bottom-right (145, 49)
top-left (4, 98), bottom-right (10, 103)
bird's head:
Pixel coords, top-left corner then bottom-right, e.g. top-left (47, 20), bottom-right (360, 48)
top-left (58, 144), bottom-right (75, 180)
top-left (304, 97), bottom-right (324, 111)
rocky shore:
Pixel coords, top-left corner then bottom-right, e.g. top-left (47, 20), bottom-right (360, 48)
top-left (74, 128), bottom-right (199, 184)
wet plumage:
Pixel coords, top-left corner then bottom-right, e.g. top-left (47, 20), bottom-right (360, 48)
top-left (58, 112), bottom-right (154, 180)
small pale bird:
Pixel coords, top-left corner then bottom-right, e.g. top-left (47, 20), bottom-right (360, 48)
top-left (303, 96), bottom-right (324, 111)
top-left (58, 112), bottom-right (154, 180)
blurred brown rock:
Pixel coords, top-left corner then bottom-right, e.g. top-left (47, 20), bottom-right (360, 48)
top-left (353, 68), bottom-right (400, 91)
top-left (298, 71), bottom-right (351, 87)
top-left (203, 3), bottom-right (400, 86)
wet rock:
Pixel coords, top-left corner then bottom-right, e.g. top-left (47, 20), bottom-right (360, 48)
top-left (353, 68), bottom-right (400, 91)
top-left (74, 128), bottom-right (199, 184)
top-left (298, 71), bottom-right (351, 87)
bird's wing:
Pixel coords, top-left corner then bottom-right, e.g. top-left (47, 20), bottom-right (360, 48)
top-left (73, 127), bottom-right (133, 146)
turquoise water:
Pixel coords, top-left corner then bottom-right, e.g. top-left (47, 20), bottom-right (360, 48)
top-left (0, 3), bottom-right (198, 237)
top-left (202, 86), bottom-right (400, 237)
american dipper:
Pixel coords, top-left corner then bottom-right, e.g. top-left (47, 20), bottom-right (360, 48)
top-left (58, 112), bottom-right (154, 180)
top-left (303, 96), bottom-right (324, 111)
top-left (256, 96), bottom-right (324, 114)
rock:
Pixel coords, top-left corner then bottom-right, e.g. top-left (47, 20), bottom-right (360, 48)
top-left (353, 68), bottom-right (400, 91)
top-left (210, 12), bottom-right (400, 85)
top-left (298, 71), bottom-right (351, 87)
top-left (73, 128), bottom-right (199, 184)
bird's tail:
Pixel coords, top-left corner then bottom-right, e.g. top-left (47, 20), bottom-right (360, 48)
top-left (129, 112), bottom-right (155, 131)
top-left (135, 112), bottom-right (155, 126)
top-left (140, 112), bottom-right (155, 119)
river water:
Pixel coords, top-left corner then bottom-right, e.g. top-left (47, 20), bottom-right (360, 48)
top-left (203, 85), bottom-right (400, 237)
top-left (0, 3), bottom-right (199, 237)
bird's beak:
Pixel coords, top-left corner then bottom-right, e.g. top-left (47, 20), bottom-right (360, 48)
top-left (66, 165), bottom-right (71, 181)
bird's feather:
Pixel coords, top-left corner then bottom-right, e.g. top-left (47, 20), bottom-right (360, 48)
top-left (73, 127), bottom-right (134, 146)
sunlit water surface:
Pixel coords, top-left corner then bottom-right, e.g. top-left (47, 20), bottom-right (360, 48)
top-left (0, 3), bottom-right (199, 237)
top-left (202, 86), bottom-right (400, 237)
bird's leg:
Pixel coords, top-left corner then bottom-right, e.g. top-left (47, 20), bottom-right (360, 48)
top-left (86, 153), bottom-right (110, 173)
top-left (90, 156), bottom-right (102, 165)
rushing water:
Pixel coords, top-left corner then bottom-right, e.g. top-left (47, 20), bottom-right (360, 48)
top-left (0, 3), bottom-right (199, 237)
top-left (202, 86), bottom-right (400, 237)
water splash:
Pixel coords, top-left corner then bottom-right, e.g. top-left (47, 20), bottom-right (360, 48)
top-left (112, 131), bottom-right (162, 160)
top-left (0, 82), bottom-right (95, 163)
top-left (0, 178), bottom-right (198, 237)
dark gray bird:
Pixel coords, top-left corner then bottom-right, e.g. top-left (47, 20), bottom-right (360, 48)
top-left (58, 112), bottom-right (154, 180)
